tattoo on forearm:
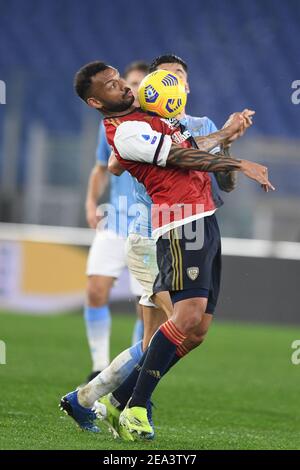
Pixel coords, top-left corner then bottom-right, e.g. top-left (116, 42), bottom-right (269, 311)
top-left (167, 145), bottom-right (242, 172)
top-left (194, 128), bottom-right (232, 152)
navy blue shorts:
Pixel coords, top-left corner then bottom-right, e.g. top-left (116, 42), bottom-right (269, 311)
top-left (153, 214), bottom-right (222, 314)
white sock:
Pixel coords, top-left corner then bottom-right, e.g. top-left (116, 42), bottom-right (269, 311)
top-left (78, 341), bottom-right (143, 408)
top-left (84, 305), bottom-right (111, 371)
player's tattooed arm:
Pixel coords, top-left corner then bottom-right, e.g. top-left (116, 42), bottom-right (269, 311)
top-left (214, 147), bottom-right (238, 193)
top-left (194, 128), bottom-right (237, 152)
top-left (166, 144), bottom-right (275, 191)
top-left (194, 134), bottom-right (238, 193)
top-left (223, 109), bottom-right (255, 146)
top-left (193, 111), bottom-right (253, 192)
top-left (167, 144), bottom-right (241, 172)
top-left (193, 112), bottom-right (247, 151)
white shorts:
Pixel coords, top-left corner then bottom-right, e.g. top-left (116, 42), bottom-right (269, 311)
top-left (125, 234), bottom-right (159, 307)
top-left (86, 229), bottom-right (143, 297)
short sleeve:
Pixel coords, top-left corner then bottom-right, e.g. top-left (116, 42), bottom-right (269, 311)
top-left (114, 121), bottom-right (172, 167)
top-left (96, 121), bottom-right (111, 165)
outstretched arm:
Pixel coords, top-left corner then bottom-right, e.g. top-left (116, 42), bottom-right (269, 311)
top-left (167, 144), bottom-right (241, 171)
top-left (113, 120), bottom-right (274, 191)
top-left (166, 144), bottom-right (274, 192)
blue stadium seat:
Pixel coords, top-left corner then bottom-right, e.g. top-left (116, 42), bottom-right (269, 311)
top-left (0, 0), bottom-right (299, 185)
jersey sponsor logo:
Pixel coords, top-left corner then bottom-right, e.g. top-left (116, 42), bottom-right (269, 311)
top-left (159, 118), bottom-right (192, 144)
top-left (141, 134), bottom-right (150, 141)
top-left (160, 117), bottom-right (192, 141)
top-left (172, 130), bottom-right (191, 144)
top-left (160, 117), bottom-right (180, 129)
top-left (187, 267), bottom-right (199, 281)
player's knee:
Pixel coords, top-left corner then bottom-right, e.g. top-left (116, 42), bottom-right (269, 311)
top-left (187, 330), bottom-right (208, 348)
top-left (181, 325), bottom-right (210, 353)
top-left (183, 317), bottom-right (201, 335)
top-left (87, 282), bottom-right (108, 307)
top-left (176, 300), bottom-right (205, 335)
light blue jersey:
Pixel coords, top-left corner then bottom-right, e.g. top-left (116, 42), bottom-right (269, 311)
top-left (96, 121), bottom-right (136, 237)
top-left (180, 115), bottom-right (220, 143)
top-left (129, 115), bottom-right (223, 237)
top-left (129, 179), bottom-right (153, 237)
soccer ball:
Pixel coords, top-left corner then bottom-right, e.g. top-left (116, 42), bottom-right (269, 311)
top-left (138, 70), bottom-right (187, 118)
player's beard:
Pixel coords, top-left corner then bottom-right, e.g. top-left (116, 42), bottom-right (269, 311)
top-left (102, 94), bottom-right (135, 113)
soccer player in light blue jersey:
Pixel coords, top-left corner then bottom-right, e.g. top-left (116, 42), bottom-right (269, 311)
top-left (83, 61), bottom-right (149, 382)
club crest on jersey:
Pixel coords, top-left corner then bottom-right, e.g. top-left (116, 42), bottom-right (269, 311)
top-left (187, 267), bottom-right (199, 281)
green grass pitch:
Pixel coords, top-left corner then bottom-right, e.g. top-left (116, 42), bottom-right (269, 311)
top-left (0, 311), bottom-right (299, 450)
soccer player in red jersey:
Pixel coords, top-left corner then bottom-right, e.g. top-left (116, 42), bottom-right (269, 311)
top-left (60, 61), bottom-right (274, 439)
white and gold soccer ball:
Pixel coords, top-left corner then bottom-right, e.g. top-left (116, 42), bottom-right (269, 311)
top-left (138, 70), bottom-right (187, 118)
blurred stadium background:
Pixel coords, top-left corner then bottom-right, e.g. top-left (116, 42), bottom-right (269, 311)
top-left (0, 0), bottom-right (300, 451)
top-left (0, 0), bottom-right (299, 321)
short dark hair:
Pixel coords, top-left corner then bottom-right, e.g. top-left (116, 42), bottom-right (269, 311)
top-left (124, 60), bottom-right (149, 79)
top-left (74, 61), bottom-right (109, 101)
top-left (149, 54), bottom-right (188, 73)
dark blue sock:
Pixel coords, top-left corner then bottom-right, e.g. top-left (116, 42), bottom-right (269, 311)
top-left (165, 352), bottom-right (181, 373)
top-left (112, 349), bottom-right (182, 410)
top-left (129, 325), bottom-right (184, 408)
